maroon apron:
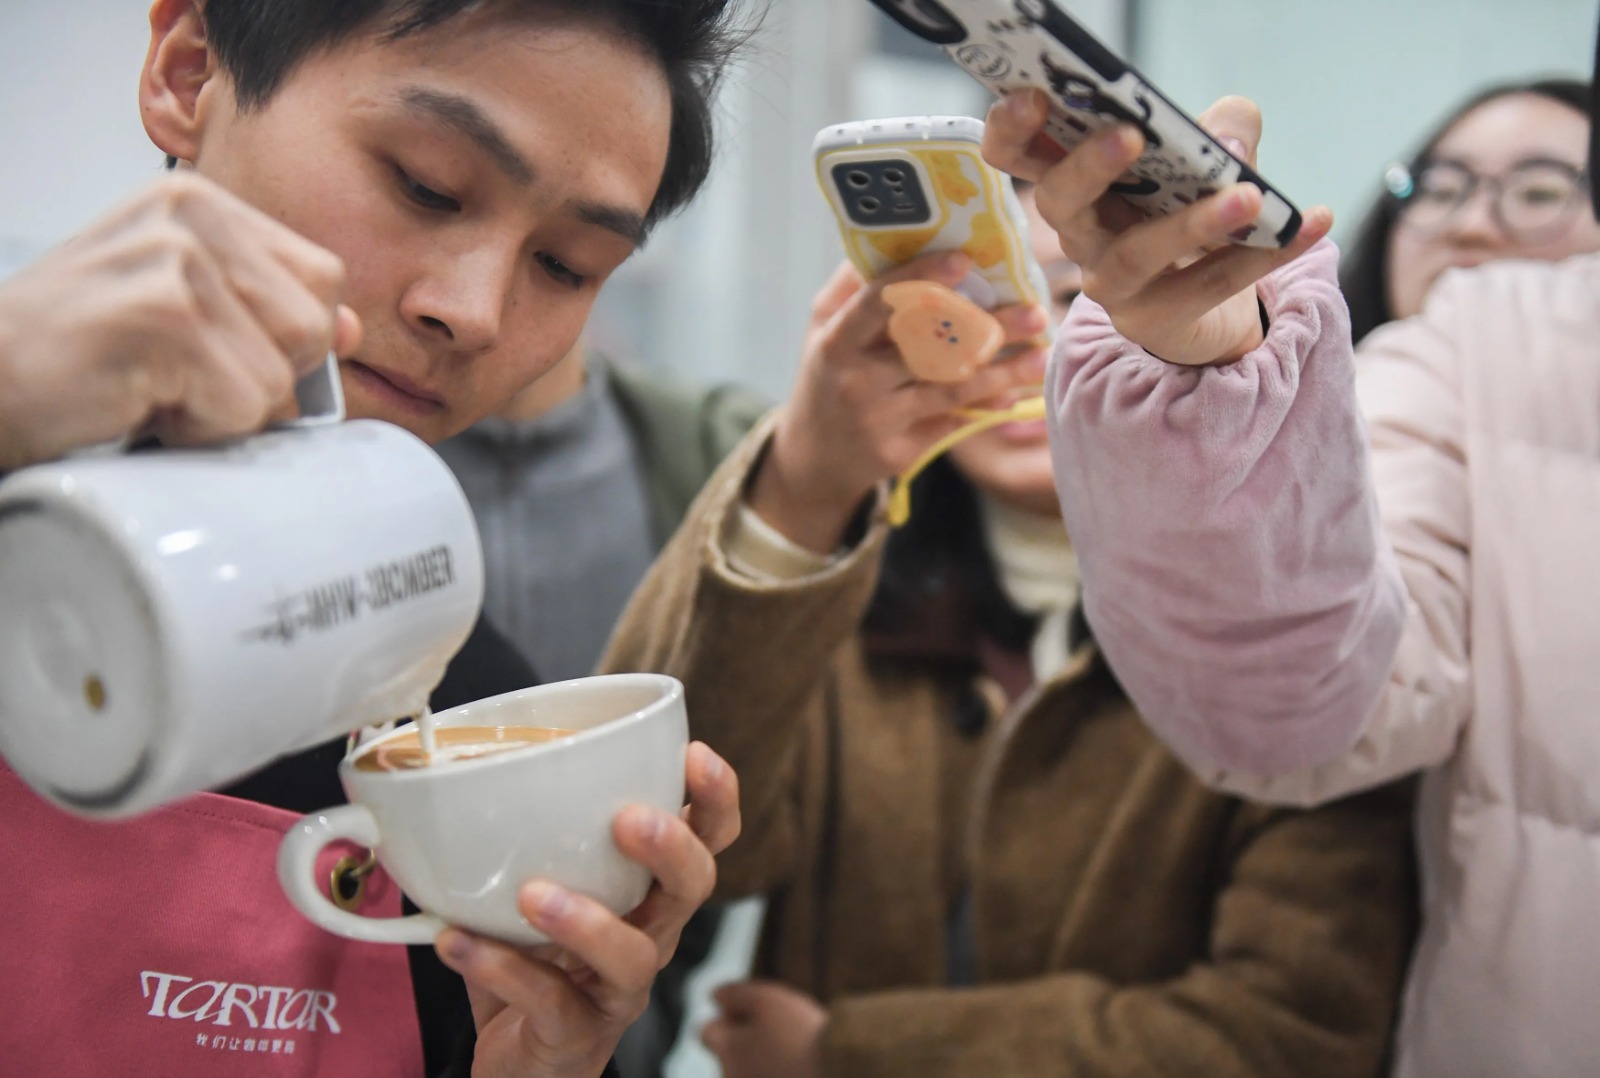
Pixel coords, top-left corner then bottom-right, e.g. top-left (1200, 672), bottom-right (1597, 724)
top-left (0, 765), bottom-right (425, 1076)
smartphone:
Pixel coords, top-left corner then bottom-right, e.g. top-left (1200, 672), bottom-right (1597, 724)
top-left (813, 115), bottom-right (1051, 318)
top-left (865, 0), bottom-right (1302, 249)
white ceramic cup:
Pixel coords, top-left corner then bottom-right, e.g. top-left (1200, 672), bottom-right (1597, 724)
top-left (277, 673), bottom-right (688, 946)
top-left (0, 363), bottom-right (484, 818)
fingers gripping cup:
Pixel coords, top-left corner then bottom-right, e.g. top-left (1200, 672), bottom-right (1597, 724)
top-left (277, 674), bottom-right (688, 946)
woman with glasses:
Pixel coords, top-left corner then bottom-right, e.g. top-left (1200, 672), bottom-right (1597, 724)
top-left (1341, 79), bottom-right (1598, 344)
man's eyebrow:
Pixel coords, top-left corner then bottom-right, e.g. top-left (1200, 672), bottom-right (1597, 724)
top-left (575, 201), bottom-right (648, 249)
top-left (397, 86), bottom-right (533, 186)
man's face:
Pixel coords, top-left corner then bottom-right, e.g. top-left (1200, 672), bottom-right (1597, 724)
top-left (187, 11), bottom-right (671, 444)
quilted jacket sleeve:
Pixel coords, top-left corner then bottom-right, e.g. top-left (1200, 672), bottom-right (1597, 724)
top-left (1047, 240), bottom-right (1469, 803)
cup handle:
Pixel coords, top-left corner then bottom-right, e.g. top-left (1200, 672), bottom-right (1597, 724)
top-left (276, 804), bottom-right (444, 946)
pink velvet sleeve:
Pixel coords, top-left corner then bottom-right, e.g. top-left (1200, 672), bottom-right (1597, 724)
top-left (1046, 240), bottom-right (1406, 776)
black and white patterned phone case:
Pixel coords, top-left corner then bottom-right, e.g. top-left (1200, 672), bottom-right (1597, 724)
top-left (867, 0), bottom-right (1302, 248)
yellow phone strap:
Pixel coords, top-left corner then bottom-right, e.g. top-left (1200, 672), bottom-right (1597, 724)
top-left (885, 394), bottom-right (1048, 526)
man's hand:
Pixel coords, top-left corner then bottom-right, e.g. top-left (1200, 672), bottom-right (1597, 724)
top-left (982, 90), bottom-right (1333, 367)
top-left (435, 741), bottom-right (739, 1078)
top-left (702, 980), bottom-right (826, 1078)
top-left (0, 172), bottom-right (360, 470)
top-left (749, 253), bottom-right (1049, 553)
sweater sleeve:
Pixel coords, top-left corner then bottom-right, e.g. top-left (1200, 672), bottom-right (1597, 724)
top-left (1198, 282), bottom-right (1474, 804)
top-left (819, 783), bottom-right (1415, 1077)
top-left (1046, 239), bottom-right (1416, 787)
top-left (599, 416), bottom-right (890, 896)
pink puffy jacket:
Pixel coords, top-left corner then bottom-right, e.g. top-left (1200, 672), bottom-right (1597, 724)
top-left (1049, 241), bottom-right (1600, 1075)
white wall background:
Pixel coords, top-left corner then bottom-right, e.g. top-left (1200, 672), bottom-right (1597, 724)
top-left (0, 2), bottom-right (160, 276)
top-left (1134, 0), bottom-right (1600, 247)
top-left (1, 1), bottom-right (1595, 382)
top-left (590, 0), bottom-right (1126, 397)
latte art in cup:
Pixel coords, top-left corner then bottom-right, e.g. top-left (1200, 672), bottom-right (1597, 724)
top-left (353, 725), bottom-right (575, 773)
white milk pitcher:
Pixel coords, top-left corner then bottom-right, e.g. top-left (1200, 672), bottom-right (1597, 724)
top-left (0, 358), bottom-right (485, 818)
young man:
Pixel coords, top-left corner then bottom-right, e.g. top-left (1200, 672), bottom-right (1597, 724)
top-left (0, 2), bottom-right (746, 1076)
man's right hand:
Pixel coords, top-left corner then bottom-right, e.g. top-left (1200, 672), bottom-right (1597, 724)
top-left (0, 172), bottom-right (360, 471)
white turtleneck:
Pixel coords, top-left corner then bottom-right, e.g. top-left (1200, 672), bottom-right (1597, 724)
top-left (727, 488), bottom-right (1081, 680)
top-left (976, 492), bottom-right (1080, 683)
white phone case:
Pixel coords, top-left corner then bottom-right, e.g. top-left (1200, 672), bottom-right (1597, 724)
top-left (866, 0), bottom-right (1302, 248)
top-left (813, 115), bottom-right (1051, 314)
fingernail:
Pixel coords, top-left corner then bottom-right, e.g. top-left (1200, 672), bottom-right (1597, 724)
top-left (1006, 90), bottom-right (1034, 119)
top-left (944, 252), bottom-right (971, 274)
top-left (526, 882), bottom-right (573, 923)
top-left (438, 929), bottom-right (474, 965)
top-left (1219, 137), bottom-right (1249, 160)
top-left (638, 808), bottom-right (666, 844)
top-left (701, 749), bottom-right (727, 782)
top-left (1023, 306), bottom-right (1049, 331)
top-left (1225, 185), bottom-right (1260, 221)
top-left (1027, 349), bottom-right (1049, 375)
top-left (1099, 126), bottom-right (1132, 163)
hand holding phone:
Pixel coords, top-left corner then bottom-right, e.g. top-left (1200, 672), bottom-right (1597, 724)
top-left (811, 116), bottom-right (1056, 521)
top-left (814, 115), bottom-right (1052, 383)
top-left (989, 81), bottom-right (1334, 366)
top-left (866, 0), bottom-right (1302, 249)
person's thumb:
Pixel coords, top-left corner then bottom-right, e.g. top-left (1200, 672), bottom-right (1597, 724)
top-left (1197, 95), bottom-right (1263, 168)
top-left (712, 980), bottom-right (758, 1020)
top-left (333, 304), bottom-right (364, 358)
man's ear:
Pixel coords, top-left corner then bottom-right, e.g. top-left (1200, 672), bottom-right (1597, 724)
top-left (139, 0), bottom-right (219, 163)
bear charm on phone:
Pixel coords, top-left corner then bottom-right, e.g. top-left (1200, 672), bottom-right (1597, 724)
top-left (865, 0), bottom-right (1302, 248)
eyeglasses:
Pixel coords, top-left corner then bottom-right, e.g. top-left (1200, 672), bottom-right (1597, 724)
top-left (1385, 158), bottom-right (1590, 242)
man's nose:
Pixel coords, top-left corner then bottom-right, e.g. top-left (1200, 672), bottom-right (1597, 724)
top-left (400, 250), bottom-right (515, 354)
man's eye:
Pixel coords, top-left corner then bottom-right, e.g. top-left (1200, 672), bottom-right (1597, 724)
top-left (395, 167), bottom-right (460, 213)
top-left (537, 253), bottom-right (586, 289)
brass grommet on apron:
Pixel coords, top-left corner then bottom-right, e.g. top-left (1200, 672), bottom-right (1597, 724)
top-left (331, 848), bottom-right (379, 912)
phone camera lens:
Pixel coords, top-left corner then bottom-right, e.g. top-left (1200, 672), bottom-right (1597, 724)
top-left (847, 170), bottom-right (872, 189)
top-left (859, 196), bottom-right (881, 214)
top-left (883, 169), bottom-right (905, 187)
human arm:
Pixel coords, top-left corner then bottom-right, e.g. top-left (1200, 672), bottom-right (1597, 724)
top-left (704, 783), bottom-right (1416, 1078)
top-left (980, 92), bottom-right (1463, 792)
top-left (602, 257), bottom-right (1048, 892)
top-left (1064, 275), bottom-right (1474, 803)
top-left (433, 741), bottom-right (739, 1078)
top-left (0, 172), bottom-right (358, 470)
top-left (598, 417), bottom-right (890, 897)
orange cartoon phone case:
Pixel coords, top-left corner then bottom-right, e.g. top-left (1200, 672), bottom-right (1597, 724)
top-left (813, 116), bottom-right (1051, 319)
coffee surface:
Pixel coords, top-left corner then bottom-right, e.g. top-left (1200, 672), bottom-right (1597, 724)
top-left (353, 725), bottom-right (574, 772)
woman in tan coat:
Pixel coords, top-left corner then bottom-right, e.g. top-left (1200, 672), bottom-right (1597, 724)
top-left (603, 239), bottom-right (1417, 1077)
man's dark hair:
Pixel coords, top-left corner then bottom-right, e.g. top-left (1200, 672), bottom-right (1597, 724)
top-left (196, 0), bottom-right (750, 232)
top-left (1340, 77), bottom-right (1590, 345)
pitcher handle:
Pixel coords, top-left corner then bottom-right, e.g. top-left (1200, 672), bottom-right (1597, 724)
top-left (282, 352), bottom-right (346, 427)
